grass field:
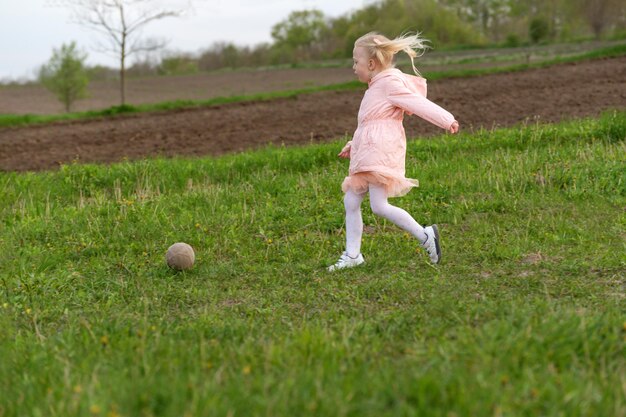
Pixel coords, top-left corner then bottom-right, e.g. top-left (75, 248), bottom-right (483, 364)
top-left (1, 111), bottom-right (625, 416)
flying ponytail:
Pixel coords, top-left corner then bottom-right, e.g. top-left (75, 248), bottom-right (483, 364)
top-left (355, 32), bottom-right (430, 76)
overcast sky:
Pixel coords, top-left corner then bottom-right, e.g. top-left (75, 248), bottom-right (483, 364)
top-left (0, 0), bottom-right (369, 81)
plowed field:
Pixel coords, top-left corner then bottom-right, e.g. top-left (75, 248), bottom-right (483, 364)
top-left (1, 56), bottom-right (625, 172)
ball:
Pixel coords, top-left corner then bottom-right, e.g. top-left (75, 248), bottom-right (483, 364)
top-left (166, 242), bottom-right (195, 271)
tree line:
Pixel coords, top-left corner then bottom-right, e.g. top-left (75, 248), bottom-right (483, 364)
top-left (143, 0), bottom-right (626, 74)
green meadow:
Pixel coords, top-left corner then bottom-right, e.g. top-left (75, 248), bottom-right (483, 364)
top-left (1, 111), bottom-right (625, 416)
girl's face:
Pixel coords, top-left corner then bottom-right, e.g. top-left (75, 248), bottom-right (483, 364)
top-left (352, 46), bottom-right (373, 83)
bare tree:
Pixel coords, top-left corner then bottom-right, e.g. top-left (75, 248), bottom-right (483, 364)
top-left (52, 0), bottom-right (190, 105)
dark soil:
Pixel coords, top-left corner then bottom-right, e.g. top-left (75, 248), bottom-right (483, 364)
top-left (1, 56), bottom-right (624, 172)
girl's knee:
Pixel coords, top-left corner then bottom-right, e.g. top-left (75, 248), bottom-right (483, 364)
top-left (369, 200), bottom-right (389, 217)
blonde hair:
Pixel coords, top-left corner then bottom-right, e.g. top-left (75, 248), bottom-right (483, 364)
top-left (354, 32), bottom-right (430, 76)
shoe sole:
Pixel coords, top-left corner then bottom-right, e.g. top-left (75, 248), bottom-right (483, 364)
top-left (431, 224), bottom-right (441, 264)
top-left (328, 262), bottom-right (364, 272)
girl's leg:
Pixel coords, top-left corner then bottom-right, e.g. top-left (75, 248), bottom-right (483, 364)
top-left (344, 189), bottom-right (366, 257)
top-left (368, 184), bottom-right (427, 242)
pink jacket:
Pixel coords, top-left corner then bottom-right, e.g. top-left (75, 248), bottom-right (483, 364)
top-left (348, 68), bottom-right (455, 178)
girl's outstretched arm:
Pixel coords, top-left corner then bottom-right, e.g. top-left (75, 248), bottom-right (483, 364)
top-left (386, 77), bottom-right (457, 132)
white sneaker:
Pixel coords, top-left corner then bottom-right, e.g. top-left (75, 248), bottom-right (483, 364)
top-left (327, 251), bottom-right (365, 271)
top-left (422, 225), bottom-right (441, 264)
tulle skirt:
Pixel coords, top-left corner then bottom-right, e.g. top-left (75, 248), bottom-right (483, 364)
top-left (341, 171), bottom-right (419, 198)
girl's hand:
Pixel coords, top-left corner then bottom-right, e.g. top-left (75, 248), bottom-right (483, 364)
top-left (449, 121), bottom-right (460, 134)
top-left (338, 142), bottom-right (351, 159)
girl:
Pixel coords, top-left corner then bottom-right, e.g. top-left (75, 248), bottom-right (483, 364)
top-left (328, 32), bottom-right (459, 271)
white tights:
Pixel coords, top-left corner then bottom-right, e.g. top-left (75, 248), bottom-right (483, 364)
top-left (344, 185), bottom-right (427, 257)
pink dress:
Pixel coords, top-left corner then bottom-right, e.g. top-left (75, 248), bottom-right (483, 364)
top-left (342, 68), bottom-right (456, 197)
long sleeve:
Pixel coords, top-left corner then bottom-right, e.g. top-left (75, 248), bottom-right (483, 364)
top-left (386, 77), bottom-right (455, 130)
